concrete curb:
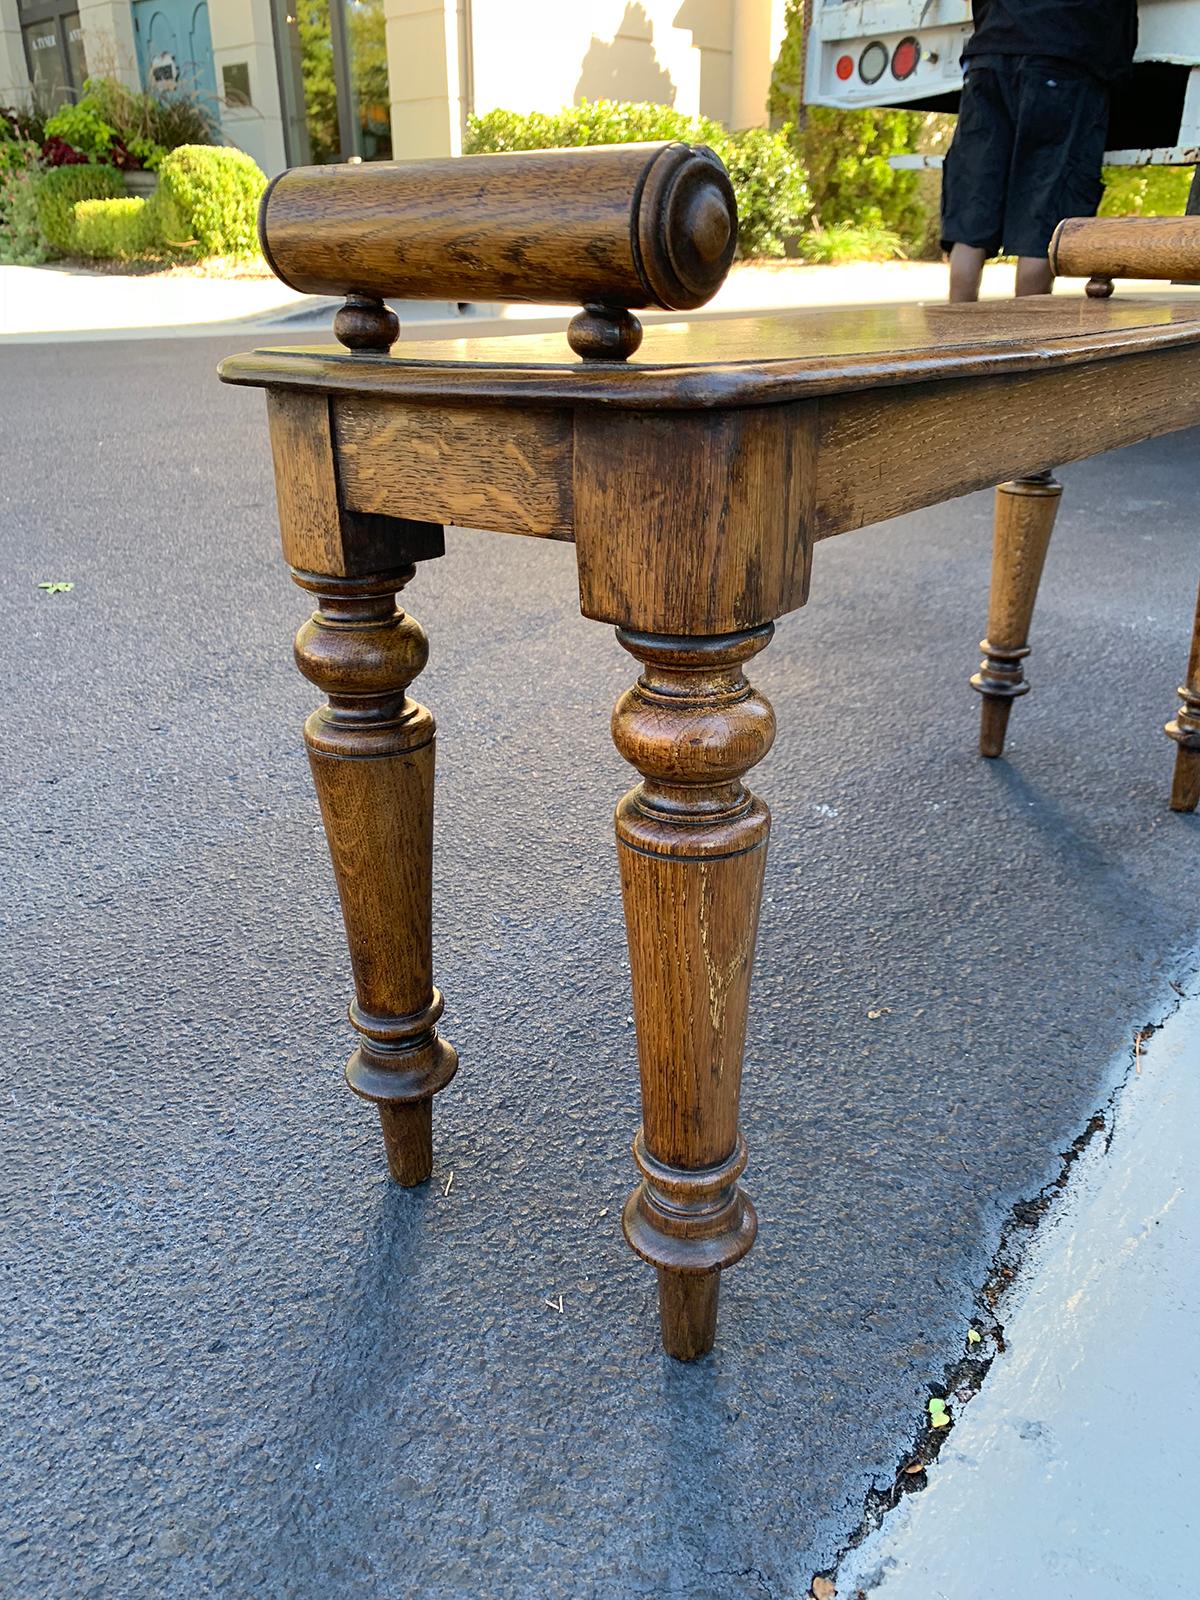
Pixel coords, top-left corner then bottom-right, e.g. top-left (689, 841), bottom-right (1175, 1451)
top-left (837, 967), bottom-right (1200, 1600)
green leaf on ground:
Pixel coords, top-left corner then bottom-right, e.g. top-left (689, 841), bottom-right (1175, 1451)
top-left (967, 1328), bottom-right (982, 1346)
top-left (928, 1397), bottom-right (950, 1428)
top-left (37, 582), bottom-right (74, 594)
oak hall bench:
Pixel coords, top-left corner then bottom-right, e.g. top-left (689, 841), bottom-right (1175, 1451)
top-left (219, 146), bottom-right (1200, 1360)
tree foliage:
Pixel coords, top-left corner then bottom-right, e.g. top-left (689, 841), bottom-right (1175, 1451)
top-left (768, 0), bottom-right (945, 253)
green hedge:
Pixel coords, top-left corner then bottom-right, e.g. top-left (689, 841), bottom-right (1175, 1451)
top-left (0, 133), bottom-right (38, 255)
top-left (73, 195), bottom-right (159, 259)
top-left (34, 163), bottom-right (122, 256)
top-left (465, 100), bottom-right (810, 259)
top-left (154, 143), bottom-right (266, 256)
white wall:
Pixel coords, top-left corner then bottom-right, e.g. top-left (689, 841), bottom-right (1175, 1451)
top-left (384, 0), bottom-right (469, 159)
top-left (207, 0), bottom-right (288, 175)
top-left (76, 0), bottom-right (139, 86)
top-left (468, 0), bottom-right (783, 128)
top-left (731, 0), bottom-right (784, 129)
top-left (385, 0), bottom-right (784, 160)
top-left (468, 0), bottom-right (732, 124)
top-left (0, 0), bottom-right (26, 106)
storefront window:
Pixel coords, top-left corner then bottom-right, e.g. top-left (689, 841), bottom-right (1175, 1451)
top-left (20, 2), bottom-right (88, 106)
top-left (63, 11), bottom-right (88, 88)
top-left (22, 20), bottom-right (67, 105)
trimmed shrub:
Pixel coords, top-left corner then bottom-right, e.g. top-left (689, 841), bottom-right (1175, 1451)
top-left (467, 100), bottom-right (727, 156)
top-left (33, 162), bottom-right (122, 256)
top-left (154, 143), bottom-right (266, 255)
top-left (466, 100), bottom-right (811, 259)
top-left (73, 195), bottom-right (159, 259)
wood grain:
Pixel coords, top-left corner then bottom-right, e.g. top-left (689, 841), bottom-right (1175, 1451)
top-left (612, 628), bottom-right (774, 1359)
top-left (813, 344), bottom-right (1200, 541)
top-left (267, 391), bottom-right (344, 574)
top-left (259, 143), bottom-right (736, 311)
top-left (575, 404), bottom-right (814, 634)
top-left (230, 256), bottom-right (1200, 1360)
top-left (335, 398), bottom-right (574, 540)
top-left (292, 570), bottom-right (457, 1184)
top-left (268, 390), bottom-right (445, 574)
top-left (970, 476), bottom-right (1063, 758)
top-left (1051, 214), bottom-right (1200, 282)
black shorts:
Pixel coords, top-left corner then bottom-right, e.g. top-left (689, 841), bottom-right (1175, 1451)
top-left (940, 54), bottom-right (1109, 259)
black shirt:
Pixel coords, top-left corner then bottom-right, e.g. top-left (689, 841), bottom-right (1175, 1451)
top-left (965, 0), bottom-right (1139, 82)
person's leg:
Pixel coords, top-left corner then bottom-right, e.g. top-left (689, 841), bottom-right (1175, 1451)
top-left (941, 60), bottom-right (1010, 301)
top-left (1005, 59), bottom-right (1109, 277)
top-left (950, 242), bottom-right (988, 302)
top-left (1015, 255), bottom-right (1055, 296)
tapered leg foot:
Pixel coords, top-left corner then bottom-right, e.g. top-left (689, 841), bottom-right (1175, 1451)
top-left (1166, 575), bottom-right (1200, 813)
top-left (978, 693), bottom-right (1014, 760)
top-left (379, 1100), bottom-right (434, 1186)
top-left (1169, 749), bottom-right (1200, 814)
top-left (611, 627), bottom-right (775, 1358)
top-left (971, 475), bottom-right (1062, 758)
top-left (658, 1269), bottom-right (720, 1361)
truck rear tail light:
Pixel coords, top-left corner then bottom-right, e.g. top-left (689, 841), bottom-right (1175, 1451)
top-left (858, 41), bottom-right (888, 85)
top-left (891, 37), bottom-right (920, 80)
top-left (835, 54), bottom-right (854, 81)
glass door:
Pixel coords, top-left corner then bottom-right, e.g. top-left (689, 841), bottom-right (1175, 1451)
top-left (275, 0), bottom-right (392, 167)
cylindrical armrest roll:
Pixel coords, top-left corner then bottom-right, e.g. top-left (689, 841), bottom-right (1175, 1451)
top-left (258, 142), bottom-right (738, 311)
top-left (1050, 215), bottom-right (1200, 282)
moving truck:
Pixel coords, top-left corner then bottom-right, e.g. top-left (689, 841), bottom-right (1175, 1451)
top-left (802, 1), bottom-right (1200, 171)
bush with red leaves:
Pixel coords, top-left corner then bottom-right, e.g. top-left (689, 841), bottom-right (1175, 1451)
top-left (41, 137), bottom-right (89, 167)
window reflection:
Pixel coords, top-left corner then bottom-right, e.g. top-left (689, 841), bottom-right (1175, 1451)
top-left (346, 0), bottom-right (391, 161)
top-left (293, 0), bottom-right (392, 165)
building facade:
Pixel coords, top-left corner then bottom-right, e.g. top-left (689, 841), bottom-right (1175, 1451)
top-left (0, 0), bottom-right (783, 177)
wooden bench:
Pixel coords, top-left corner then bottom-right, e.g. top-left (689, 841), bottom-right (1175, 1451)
top-left (220, 147), bottom-right (1200, 1360)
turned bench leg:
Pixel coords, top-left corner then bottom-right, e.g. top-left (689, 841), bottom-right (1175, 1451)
top-left (1166, 574), bottom-right (1200, 813)
top-left (292, 565), bottom-right (457, 1184)
top-left (971, 473), bottom-right (1062, 757)
top-left (611, 626), bottom-right (775, 1359)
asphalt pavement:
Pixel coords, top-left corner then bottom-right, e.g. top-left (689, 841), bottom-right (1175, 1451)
top-left (3, 335), bottom-right (1198, 1600)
